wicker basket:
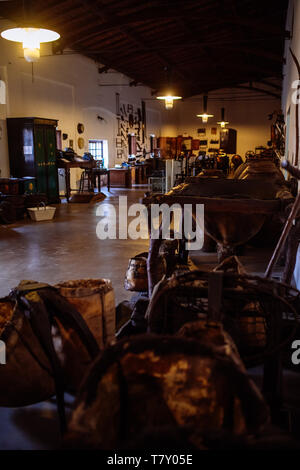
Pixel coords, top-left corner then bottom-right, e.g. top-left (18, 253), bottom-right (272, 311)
top-left (27, 202), bottom-right (56, 221)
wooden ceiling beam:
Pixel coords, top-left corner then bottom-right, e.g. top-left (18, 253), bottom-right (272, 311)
top-left (59, 8), bottom-right (284, 46)
top-left (70, 0), bottom-right (192, 85)
top-left (183, 76), bottom-right (282, 99)
top-left (234, 84), bottom-right (281, 99)
top-left (215, 45), bottom-right (283, 63)
top-left (33, 0), bottom-right (82, 23)
top-left (256, 79), bottom-right (282, 90)
top-left (72, 35), bottom-right (284, 57)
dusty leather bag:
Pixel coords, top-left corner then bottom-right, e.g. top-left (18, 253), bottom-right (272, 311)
top-left (0, 280), bottom-right (100, 433)
top-left (65, 333), bottom-right (269, 449)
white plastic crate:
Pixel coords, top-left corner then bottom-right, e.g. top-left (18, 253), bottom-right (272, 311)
top-left (27, 204), bottom-right (56, 221)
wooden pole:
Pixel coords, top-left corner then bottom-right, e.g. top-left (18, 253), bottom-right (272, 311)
top-left (265, 191), bottom-right (300, 278)
top-left (290, 48), bottom-right (300, 166)
top-left (264, 48), bottom-right (300, 278)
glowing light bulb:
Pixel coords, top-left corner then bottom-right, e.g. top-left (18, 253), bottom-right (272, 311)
top-left (165, 97), bottom-right (174, 109)
top-left (196, 113), bottom-right (214, 123)
top-left (217, 108), bottom-right (229, 128)
top-left (217, 120), bottom-right (229, 128)
top-left (1, 27), bottom-right (60, 62)
top-left (22, 28), bottom-right (40, 62)
top-left (157, 94), bottom-right (182, 110)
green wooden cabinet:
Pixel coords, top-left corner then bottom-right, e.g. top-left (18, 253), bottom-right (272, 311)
top-left (7, 117), bottom-right (60, 203)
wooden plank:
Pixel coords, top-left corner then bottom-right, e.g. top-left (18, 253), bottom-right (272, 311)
top-left (142, 195), bottom-right (281, 215)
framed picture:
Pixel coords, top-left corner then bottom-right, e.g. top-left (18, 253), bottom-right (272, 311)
top-left (192, 139), bottom-right (200, 150)
top-left (182, 137), bottom-right (192, 150)
top-left (199, 139), bottom-right (208, 146)
top-left (197, 128), bottom-right (206, 135)
top-left (211, 127), bottom-right (217, 135)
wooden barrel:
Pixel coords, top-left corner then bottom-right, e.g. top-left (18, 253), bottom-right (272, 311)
top-left (66, 335), bottom-right (269, 449)
top-left (124, 253), bottom-right (166, 292)
top-left (55, 279), bottom-right (115, 348)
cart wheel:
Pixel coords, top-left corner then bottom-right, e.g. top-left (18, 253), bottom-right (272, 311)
top-left (0, 201), bottom-right (16, 224)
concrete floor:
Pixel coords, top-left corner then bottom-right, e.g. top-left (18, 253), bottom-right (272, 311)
top-left (0, 186), bottom-right (299, 449)
top-left (0, 187), bottom-right (149, 305)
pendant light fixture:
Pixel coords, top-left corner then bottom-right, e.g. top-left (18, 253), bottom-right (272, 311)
top-left (217, 107), bottom-right (229, 128)
top-left (156, 94), bottom-right (182, 109)
top-left (1, 1), bottom-right (60, 62)
top-left (1, 28), bottom-right (60, 62)
top-left (196, 95), bottom-right (214, 123)
top-left (156, 66), bottom-right (182, 110)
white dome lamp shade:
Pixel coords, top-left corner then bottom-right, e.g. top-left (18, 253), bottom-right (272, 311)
top-left (196, 95), bottom-right (214, 123)
top-left (156, 94), bottom-right (182, 110)
top-left (1, 27), bottom-right (60, 62)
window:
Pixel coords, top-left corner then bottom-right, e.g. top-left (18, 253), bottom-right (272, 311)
top-left (89, 140), bottom-right (103, 160)
top-left (88, 139), bottom-right (109, 168)
top-left (0, 80), bottom-right (6, 104)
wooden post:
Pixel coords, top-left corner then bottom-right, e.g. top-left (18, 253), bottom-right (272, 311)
top-left (264, 192), bottom-right (300, 278)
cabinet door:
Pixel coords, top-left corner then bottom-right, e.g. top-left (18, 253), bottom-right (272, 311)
top-left (44, 127), bottom-right (58, 200)
top-left (34, 126), bottom-right (47, 194)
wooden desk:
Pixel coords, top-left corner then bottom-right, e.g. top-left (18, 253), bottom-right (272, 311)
top-left (57, 160), bottom-right (96, 202)
top-left (109, 168), bottom-right (132, 188)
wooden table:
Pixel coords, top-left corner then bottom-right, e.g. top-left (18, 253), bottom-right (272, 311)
top-left (57, 160), bottom-right (96, 202)
top-left (109, 167), bottom-right (132, 188)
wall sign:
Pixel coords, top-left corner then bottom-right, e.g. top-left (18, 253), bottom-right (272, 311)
top-left (116, 94), bottom-right (146, 159)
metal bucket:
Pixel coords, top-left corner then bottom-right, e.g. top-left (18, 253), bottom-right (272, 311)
top-left (124, 253), bottom-right (166, 292)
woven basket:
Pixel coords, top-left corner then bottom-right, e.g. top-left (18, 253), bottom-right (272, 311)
top-left (27, 203), bottom-right (56, 221)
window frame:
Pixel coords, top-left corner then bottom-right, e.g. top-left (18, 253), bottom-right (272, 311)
top-left (88, 139), bottom-right (104, 161)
